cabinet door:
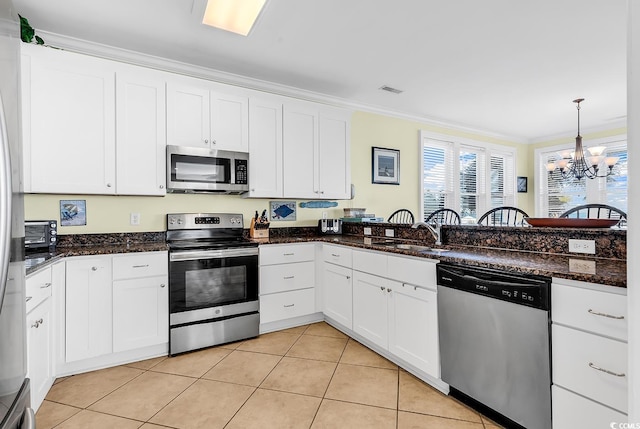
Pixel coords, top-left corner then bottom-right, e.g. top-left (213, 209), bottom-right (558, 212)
top-left (352, 271), bottom-right (388, 349)
top-left (388, 280), bottom-right (439, 377)
top-left (25, 45), bottom-right (116, 194)
top-left (27, 298), bottom-right (53, 412)
top-left (113, 276), bottom-right (168, 352)
top-left (166, 82), bottom-right (210, 148)
top-left (283, 101), bottom-right (318, 198)
top-left (65, 257), bottom-right (112, 362)
top-left (210, 92), bottom-right (249, 152)
top-left (248, 97), bottom-right (283, 197)
top-left (323, 263), bottom-right (353, 330)
top-left (116, 69), bottom-right (167, 195)
top-left (318, 108), bottom-right (351, 199)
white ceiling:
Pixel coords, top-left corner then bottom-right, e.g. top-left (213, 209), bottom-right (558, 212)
top-left (13, 0), bottom-right (627, 142)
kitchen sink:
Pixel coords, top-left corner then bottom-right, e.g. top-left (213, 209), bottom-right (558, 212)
top-left (372, 241), bottom-right (450, 253)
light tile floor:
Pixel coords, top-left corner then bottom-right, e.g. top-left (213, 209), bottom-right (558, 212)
top-left (36, 322), bottom-right (503, 429)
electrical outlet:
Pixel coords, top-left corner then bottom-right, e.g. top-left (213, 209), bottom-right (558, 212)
top-left (130, 212), bottom-right (140, 226)
top-left (385, 229), bottom-right (394, 238)
top-left (569, 259), bottom-right (596, 274)
top-left (363, 227), bottom-right (372, 236)
top-left (568, 239), bottom-right (595, 254)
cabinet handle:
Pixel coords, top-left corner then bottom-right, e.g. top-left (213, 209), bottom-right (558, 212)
top-left (212, 140), bottom-right (217, 145)
top-left (31, 318), bottom-right (43, 329)
top-left (283, 276), bottom-right (295, 280)
top-left (346, 276), bottom-right (351, 280)
top-left (331, 254), bottom-right (340, 257)
top-left (40, 282), bottom-right (52, 289)
top-left (380, 286), bottom-right (385, 291)
top-left (283, 253), bottom-right (295, 256)
top-left (160, 284), bottom-right (166, 288)
top-left (132, 264), bottom-right (149, 268)
top-left (26, 296), bottom-right (32, 302)
top-left (588, 362), bottom-right (625, 377)
top-left (587, 309), bottom-right (624, 320)
top-left (387, 288), bottom-right (392, 293)
top-left (91, 267), bottom-right (98, 271)
top-left (283, 304), bottom-right (295, 308)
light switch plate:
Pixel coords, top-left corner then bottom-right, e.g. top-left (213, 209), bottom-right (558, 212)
top-left (130, 212), bottom-right (140, 226)
top-left (364, 227), bottom-right (372, 236)
top-left (385, 229), bottom-right (394, 238)
top-left (568, 239), bottom-right (596, 254)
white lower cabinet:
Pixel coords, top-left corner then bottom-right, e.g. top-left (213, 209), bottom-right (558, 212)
top-left (322, 262), bottom-right (353, 329)
top-left (551, 278), bottom-right (628, 427)
top-left (27, 297), bottom-right (53, 412)
top-left (352, 271), bottom-right (389, 349)
top-left (259, 244), bottom-right (316, 328)
top-left (350, 249), bottom-right (440, 379)
top-left (65, 256), bottom-right (113, 363)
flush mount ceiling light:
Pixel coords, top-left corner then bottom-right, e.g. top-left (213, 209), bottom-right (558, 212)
top-left (546, 98), bottom-right (619, 180)
top-left (202, 0), bottom-right (267, 36)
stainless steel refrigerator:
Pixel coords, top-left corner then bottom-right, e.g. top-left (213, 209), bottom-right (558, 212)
top-left (1, 0), bottom-right (33, 427)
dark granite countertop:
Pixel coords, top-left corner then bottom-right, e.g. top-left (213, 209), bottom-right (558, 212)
top-left (260, 235), bottom-right (627, 288)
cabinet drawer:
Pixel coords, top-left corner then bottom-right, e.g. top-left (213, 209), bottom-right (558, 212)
top-left (552, 324), bottom-right (627, 413)
top-left (260, 243), bottom-right (315, 266)
top-left (260, 261), bottom-right (315, 294)
top-left (387, 255), bottom-right (437, 290)
top-left (26, 266), bottom-right (53, 313)
top-left (112, 251), bottom-right (168, 280)
top-left (352, 249), bottom-right (387, 277)
top-left (552, 385), bottom-right (627, 429)
top-left (552, 283), bottom-right (627, 341)
top-left (322, 244), bottom-right (352, 268)
top-left (260, 288), bottom-right (315, 324)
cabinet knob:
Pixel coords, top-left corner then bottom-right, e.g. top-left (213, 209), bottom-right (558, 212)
top-left (212, 140), bottom-right (217, 145)
top-left (106, 183), bottom-right (112, 188)
top-left (346, 276), bottom-right (351, 280)
top-left (204, 139), bottom-right (209, 144)
top-left (160, 284), bottom-right (166, 288)
top-left (91, 266), bottom-right (98, 271)
top-left (387, 288), bottom-right (392, 293)
top-left (380, 286), bottom-right (385, 291)
top-left (40, 282), bottom-right (52, 289)
top-left (159, 185), bottom-right (165, 189)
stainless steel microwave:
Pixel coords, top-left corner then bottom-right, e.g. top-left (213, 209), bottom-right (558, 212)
top-left (166, 145), bottom-right (249, 194)
top-left (25, 220), bottom-right (57, 252)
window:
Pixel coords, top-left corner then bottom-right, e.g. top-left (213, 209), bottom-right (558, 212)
top-left (535, 136), bottom-right (627, 216)
top-left (421, 131), bottom-right (516, 222)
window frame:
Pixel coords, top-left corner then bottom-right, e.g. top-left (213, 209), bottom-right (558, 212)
top-left (534, 134), bottom-right (627, 217)
top-left (420, 130), bottom-right (518, 222)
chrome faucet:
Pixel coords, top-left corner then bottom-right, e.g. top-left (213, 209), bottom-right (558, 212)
top-left (411, 221), bottom-right (442, 246)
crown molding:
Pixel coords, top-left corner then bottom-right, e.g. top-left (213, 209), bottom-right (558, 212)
top-left (530, 119), bottom-right (627, 144)
top-left (38, 30), bottom-right (528, 144)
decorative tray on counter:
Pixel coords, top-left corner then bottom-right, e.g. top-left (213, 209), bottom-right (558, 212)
top-left (524, 218), bottom-right (620, 228)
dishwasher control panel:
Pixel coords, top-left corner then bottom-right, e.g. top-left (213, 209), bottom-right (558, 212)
top-left (437, 263), bottom-right (550, 310)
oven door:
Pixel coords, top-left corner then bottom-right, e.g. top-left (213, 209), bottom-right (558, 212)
top-left (169, 247), bottom-right (258, 315)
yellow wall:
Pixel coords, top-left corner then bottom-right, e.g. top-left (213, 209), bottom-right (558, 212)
top-left (24, 110), bottom-right (528, 235)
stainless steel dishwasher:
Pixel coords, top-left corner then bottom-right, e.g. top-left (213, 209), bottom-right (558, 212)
top-left (437, 263), bottom-right (551, 429)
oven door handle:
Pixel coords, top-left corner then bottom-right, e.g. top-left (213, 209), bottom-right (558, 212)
top-left (170, 247), bottom-right (259, 261)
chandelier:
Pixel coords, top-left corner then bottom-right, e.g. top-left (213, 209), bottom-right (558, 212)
top-left (546, 98), bottom-right (619, 180)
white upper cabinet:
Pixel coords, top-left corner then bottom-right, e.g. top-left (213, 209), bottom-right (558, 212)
top-left (115, 70), bottom-right (167, 195)
top-left (283, 100), bottom-right (318, 198)
top-left (248, 97), bottom-right (283, 197)
top-left (282, 100), bottom-right (351, 199)
top-left (21, 44), bottom-right (167, 196)
top-left (22, 45), bottom-right (116, 194)
top-left (166, 78), bottom-right (249, 152)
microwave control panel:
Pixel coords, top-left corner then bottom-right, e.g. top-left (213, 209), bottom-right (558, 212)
top-left (235, 159), bottom-right (248, 184)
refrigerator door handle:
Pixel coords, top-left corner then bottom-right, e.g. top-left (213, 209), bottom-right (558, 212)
top-left (20, 407), bottom-right (36, 429)
top-left (0, 94), bottom-right (13, 312)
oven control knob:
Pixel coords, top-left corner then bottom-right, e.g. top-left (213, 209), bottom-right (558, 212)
top-left (215, 309), bottom-right (221, 315)
top-left (177, 219), bottom-right (183, 224)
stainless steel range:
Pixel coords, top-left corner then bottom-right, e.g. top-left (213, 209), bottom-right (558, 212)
top-left (167, 213), bottom-right (259, 355)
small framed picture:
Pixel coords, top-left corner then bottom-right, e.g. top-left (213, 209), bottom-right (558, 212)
top-left (372, 147), bottom-right (400, 185)
top-left (60, 199), bottom-right (87, 226)
top-left (517, 176), bottom-right (528, 193)
top-left (270, 201), bottom-right (297, 221)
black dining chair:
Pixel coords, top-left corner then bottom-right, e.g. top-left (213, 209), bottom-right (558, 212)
top-left (560, 204), bottom-right (627, 227)
top-left (424, 208), bottom-right (461, 225)
top-left (477, 206), bottom-right (529, 226)
top-left (387, 209), bottom-right (415, 224)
